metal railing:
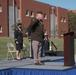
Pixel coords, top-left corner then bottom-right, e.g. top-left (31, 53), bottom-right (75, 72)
top-left (51, 41), bottom-right (57, 52)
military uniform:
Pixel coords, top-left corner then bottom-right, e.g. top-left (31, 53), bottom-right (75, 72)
top-left (14, 28), bottom-right (23, 51)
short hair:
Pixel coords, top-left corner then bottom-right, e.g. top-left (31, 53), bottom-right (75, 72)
top-left (37, 11), bottom-right (43, 15)
top-left (17, 23), bottom-right (22, 26)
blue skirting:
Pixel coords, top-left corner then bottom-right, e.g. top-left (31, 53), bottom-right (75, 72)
top-left (12, 68), bottom-right (76, 75)
top-left (12, 68), bottom-right (63, 75)
top-left (0, 68), bottom-right (76, 75)
top-left (52, 59), bottom-right (64, 62)
top-left (0, 68), bottom-right (12, 75)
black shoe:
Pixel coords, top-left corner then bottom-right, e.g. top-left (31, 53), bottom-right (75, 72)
top-left (35, 62), bottom-right (44, 65)
top-left (30, 57), bottom-right (33, 59)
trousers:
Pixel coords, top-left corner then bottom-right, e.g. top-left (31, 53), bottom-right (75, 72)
top-left (32, 40), bottom-right (42, 63)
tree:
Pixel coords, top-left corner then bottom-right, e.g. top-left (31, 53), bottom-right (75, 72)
top-left (68, 11), bottom-right (76, 32)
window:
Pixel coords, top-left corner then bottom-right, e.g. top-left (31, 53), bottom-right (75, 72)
top-left (30, 11), bottom-right (34, 17)
top-left (63, 17), bottom-right (66, 23)
top-left (26, 10), bottom-right (29, 16)
top-left (60, 17), bottom-right (63, 22)
top-left (44, 14), bottom-right (47, 19)
top-left (0, 26), bottom-right (2, 33)
top-left (0, 5), bottom-right (2, 12)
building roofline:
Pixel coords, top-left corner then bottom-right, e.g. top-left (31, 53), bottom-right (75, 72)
top-left (34, 0), bottom-right (53, 7)
top-left (35, 0), bottom-right (68, 10)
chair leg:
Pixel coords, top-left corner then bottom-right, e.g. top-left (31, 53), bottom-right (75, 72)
top-left (27, 51), bottom-right (29, 57)
top-left (23, 50), bottom-right (26, 58)
top-left (23, 50), bottom-right (24, 57)
top-left (27, 50), bottom-right (30, 57)
top-left (10, 52), bottom-right (14, 60)
top-left (6, 52), bottom-right (9, 60)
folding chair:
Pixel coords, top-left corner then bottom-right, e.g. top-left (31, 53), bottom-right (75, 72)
top-left (22, 44), bottom-right (29, 58)
top-left (6, 43), bottom-right (16, 60)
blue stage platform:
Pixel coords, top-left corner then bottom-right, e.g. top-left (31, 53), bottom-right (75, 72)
top-left (0, 56), bottom-right (76, 75)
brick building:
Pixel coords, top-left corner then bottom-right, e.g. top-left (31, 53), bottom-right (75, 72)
top-left (0, 0), bottom-right (68, 38)
top-left (0, 0), bottom-right (8, 37)
top-left (72, 10), bottom-right (76, 13)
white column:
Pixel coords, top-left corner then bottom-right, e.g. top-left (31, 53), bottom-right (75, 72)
top-left (13, 0), bottom-right (16, 25)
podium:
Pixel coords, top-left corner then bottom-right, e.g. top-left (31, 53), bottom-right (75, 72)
top-left (64, 32), bottom-right (75, 66)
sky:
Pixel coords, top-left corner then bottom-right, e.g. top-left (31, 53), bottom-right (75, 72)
top-left (36, 0), bottom-right (76, 10)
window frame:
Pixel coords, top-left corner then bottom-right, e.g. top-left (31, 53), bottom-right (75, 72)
top-left (26, 10), bottom-right (29, 17)
top-left (63, 17), bottom-right (66, 23)
top-left (44, 13), bottom-right (47, 19)
top-left (0, 26), bottom-right (2, 33)
top-left (30, 11), bottom-right (34, 17)
top-left (0, 5), bottom-right (2, 12)
top-left (60, 17), bottom-right (63, 22)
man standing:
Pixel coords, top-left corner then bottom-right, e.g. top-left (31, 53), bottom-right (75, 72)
top-left (31, 11), bottom-right (44, 65)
